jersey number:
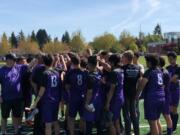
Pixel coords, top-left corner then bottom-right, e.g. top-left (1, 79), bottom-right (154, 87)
top-left (51, 75), bottom-right (58, 87)
top-left (157, 73), bottom-right (163, 85)
top-left (77, 74), bottom-right (83, 86)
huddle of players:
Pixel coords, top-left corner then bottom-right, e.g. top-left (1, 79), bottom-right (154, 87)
top-left (0, 50), bottom-right (179, 135)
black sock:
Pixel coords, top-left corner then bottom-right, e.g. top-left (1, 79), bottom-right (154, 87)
top-left (173, 114), bottom-right (179, 131)
top-left (167, 127), bottom-right (172, 135)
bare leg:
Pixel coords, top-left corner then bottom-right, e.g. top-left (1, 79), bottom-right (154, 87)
top-left (68, 116), bottom-right (75, 135)
top-left (157, 119), bottom-right (162, 134)
top-left (12, 117), bottom-right (21, 133)
top-left (1, 118), bottom-right (7, 134)
top-left (53, 121), bottom-right (60, 135)
top-left (45, 123), bottom-right (52, 135)
top-left (148, 120), bottom-right (159, 135)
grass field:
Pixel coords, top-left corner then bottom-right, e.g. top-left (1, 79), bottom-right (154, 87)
top-left (0, 55), bottom-right (180, 134)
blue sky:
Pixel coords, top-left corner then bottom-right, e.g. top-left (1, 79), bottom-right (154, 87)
top-left (0, 0), bottom-right (180, 41)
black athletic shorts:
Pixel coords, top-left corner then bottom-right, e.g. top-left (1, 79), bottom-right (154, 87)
top-left (1, 98), bottom-right (24, 118)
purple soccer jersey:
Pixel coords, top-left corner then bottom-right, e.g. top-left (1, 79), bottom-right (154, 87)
top-left (84, 71), bottom-right (103, 122)
top-left (40, 69), bottom-right (62, 103)
top-left (64, 69), bottom-right (88, 100)
top-left (64, 69), bottom-right (88, 117)
top-left (143, 68), bottom-right (165, 120)
top-left (109, 68), bottom-right (124, 120)
top-left (109, 68), bottom-right (124, 104)
top-left (166, 65), bottom-right (180, 106)
top-left (144, 69), bottom-right (165, 101)
top-left (0, 64), bottom-right (28, 101)
top-left (162, 69), bottom-right (171, 114)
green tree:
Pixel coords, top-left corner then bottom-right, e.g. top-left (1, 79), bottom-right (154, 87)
top-left (54, 37), bottom-right (59, 43)
top-left (0, 33), bottom-right (10, 55)
top-left (10, 32), bottom-right (18, 48)
top-left (129, 43), bottom-right (139, 52)
top-left (31, 30), bottom-right (37, 41)
top-left (36, 29), bottom-right (49, 49)
top-left (70, 32), bottom-right (86, 53)
top-left (119, 30), bottom-right (136, 50)
top-left (18, 30), bottom-right (25, 42)
top-left (92, 33), bottom-right (118, 52)
top-left (62, 31), bottom-right (70, 44)
top-left (18, 39), bottom-right (40, 54)
top-left (43, 41), bottom-right (70, 54)
top-left (154, 24), bottom-right (162, 36)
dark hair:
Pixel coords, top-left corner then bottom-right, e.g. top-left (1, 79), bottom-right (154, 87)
top-left (27, 56), bottom-right (33, 63)
top-left (109, 54), bottom-right (121, 67)
top-left (100, 51), bottom-right (108, 56)
top-left (5, 53), bottom-right (17, 61)
top-left (80, 58), bottom-right (88, 68)
top-left (88, 55), bottom-right (97, 66)
top-left (145, 54), bottom-right (159, 68)
top-left (134, 52), bottom-right (140, 58)
top-left (167, 51), bottom-right (177, 59)
top-left (159, 56), bottom-right (166, 67)
top-left (71, 55), bottom-right (80, 65)
top-left (43, 54), bottom-right (54, 66)
top-left (16, 56), bottom-right (26, 63)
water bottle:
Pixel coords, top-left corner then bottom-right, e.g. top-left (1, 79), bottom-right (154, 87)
top-left (88, 103), bottom-right (95, 112)
top-left (26, 108), bottom-right (39, 121)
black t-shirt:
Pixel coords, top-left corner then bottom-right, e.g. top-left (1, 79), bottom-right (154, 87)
top-left (31, 64), bottom-right (46, 94)
top-left (175, 67), bottom-right (180, 79)
top-left (122, 64), bottom-right (141, 98)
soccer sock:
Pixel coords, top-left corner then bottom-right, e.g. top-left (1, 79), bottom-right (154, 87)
top-left (173, 114), bottom-right (179, 131)
top-left (167, 128), bottom-right (172, 135)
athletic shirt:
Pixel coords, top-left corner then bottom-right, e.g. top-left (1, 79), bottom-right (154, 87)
top-left (64, 68), bottom-right (88, 98)
top-left (166, 64), bottom-right (179, 91)
top-left (87, 71), bottom-right (103, 103)
top-left (143, 68), bottom-right (165, 102)
top-left (40, 68), bottom-right (62, 103)
top-left (31, 64), bottom-right (46, 94)
top-left (0, 64), bottom-right (28, 101)
top-left (109, 68), bottom-right (124, 103)
top-left (161, 68), bottom-right (170, 100)
top-left (122, 64), bottom-right (141, 98)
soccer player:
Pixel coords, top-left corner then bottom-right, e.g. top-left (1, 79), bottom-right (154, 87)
top-left (104, 54), bottom-right (124, 135)
top-left (158, 56), bottom-right (172, 135)
top-left (166, 52), bottom-right (179, 132)
top-left (31, 54), bottom-right (46, 135)
top-left (133, 52), bottom-right (144, 75)
top-left (136, 54), bottom-right (165, 135)
top-left (0, 54), bottom-right (28, 135)
top-left (84, 55), bottom-right (103, 135)
top-left (133, 52), bottom-right (144, 121)
top-left (171, 67), bottom-right (180, 82)
top-left (31, 54), bottom-right (62, 135)
top-left (64, 55), bottom-right (88, 135)
top-left (122, 50), bottom-right (141, 135)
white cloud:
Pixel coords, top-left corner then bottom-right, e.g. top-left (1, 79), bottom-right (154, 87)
top-left (110, 0), bottom-right (161, 33)
top-left (110, 0), bottom-right (141, 31)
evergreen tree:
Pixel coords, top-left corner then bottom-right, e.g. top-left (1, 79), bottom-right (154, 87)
top-left (18, 30), bottom-right (25, 41)
top-left (36, 29), bottom-right (49, 49)
top-left (154, 24), bottom-right (162, 37)
top-left (62, 31), bottom-right (70, 44)
top-left (31, 30), bottom-right (37, 41)
top-left (10, 32), bottom-right (18, 48)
